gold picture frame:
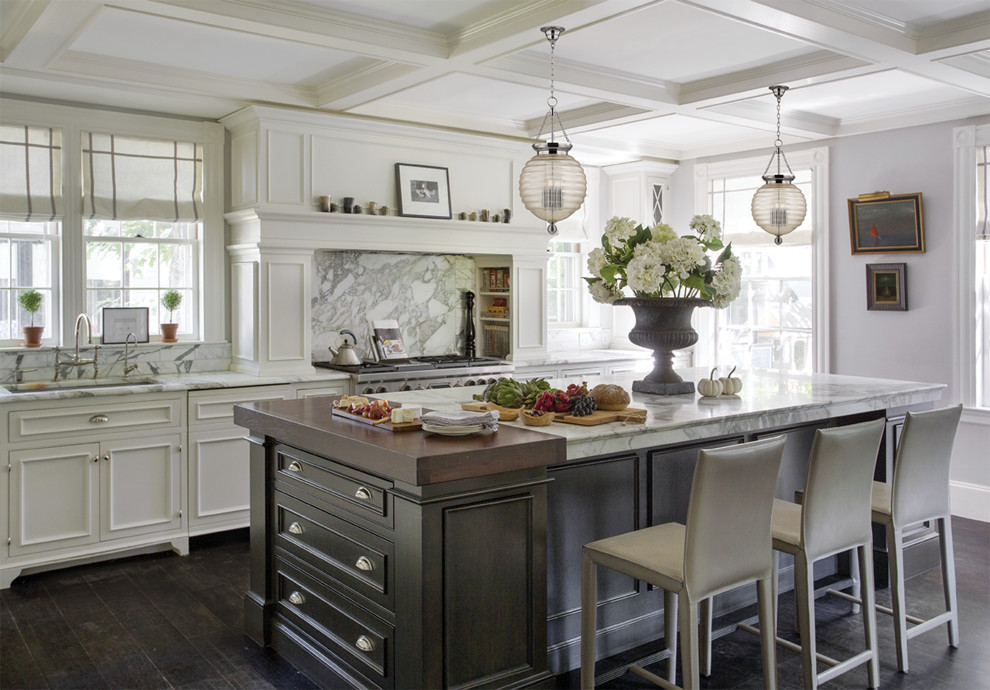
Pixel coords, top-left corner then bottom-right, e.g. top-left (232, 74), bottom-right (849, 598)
top-left (848, 191), bottom-right (925, 254)
top-left (866, 263), bottom-right (907, 311)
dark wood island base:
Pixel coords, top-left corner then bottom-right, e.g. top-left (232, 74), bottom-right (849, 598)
top-left (235, 397), bottom-right (565, 689)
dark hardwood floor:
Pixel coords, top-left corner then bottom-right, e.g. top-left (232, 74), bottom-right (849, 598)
top-left (2, 518), bottom-right (987, 689)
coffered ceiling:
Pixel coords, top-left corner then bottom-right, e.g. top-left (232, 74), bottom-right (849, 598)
top-left (1, 0), bottom-right (988, 164)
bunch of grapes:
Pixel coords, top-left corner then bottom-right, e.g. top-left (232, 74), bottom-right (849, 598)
top-left (569, 394), bottom-right (597, 417)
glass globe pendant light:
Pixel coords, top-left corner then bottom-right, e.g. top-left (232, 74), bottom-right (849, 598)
top-left (518, 26), bottom-right (587, 236)
top-left (751, 85), bottom-right (806, 245)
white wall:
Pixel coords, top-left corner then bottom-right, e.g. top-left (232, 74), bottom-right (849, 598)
top-left (673, 116), bottom-right (990, 521)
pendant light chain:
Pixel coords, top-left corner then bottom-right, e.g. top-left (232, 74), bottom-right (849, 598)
top-left (761, 86), bottom-right (795, 179)
top-left (533, 27), bottom-right (572, 148)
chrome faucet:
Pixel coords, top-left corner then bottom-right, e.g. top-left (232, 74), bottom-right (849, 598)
top-left (123, 332), bottom-right (138, 377)
top-left (53, 313), bottom-right (100, 381)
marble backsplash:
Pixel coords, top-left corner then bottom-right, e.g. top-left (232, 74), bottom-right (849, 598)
top-left (312, 251), bottom-right (476, 362)
top-left (0, 342), bottom-right (232, 384)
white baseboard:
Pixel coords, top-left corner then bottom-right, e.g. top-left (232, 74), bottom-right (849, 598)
top-left (951, 480), bottom-right (990, 523)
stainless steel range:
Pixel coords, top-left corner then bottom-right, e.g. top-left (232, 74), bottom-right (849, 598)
top-left (314, 355), bottom-right (514, 394)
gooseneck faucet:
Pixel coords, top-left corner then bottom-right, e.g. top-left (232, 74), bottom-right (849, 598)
top-left (123, 332), bottom-right (138, 377)
top-left (53, 313), bottom-right (100, 381)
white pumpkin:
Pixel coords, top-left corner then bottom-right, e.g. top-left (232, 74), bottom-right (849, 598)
top-left (719, 365), bottom-right (743, 395)
top-left (697, 368), bottom-right (723, 398)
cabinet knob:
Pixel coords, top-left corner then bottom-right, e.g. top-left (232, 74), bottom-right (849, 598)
top-left (355, 635), bottom-right (375, 653)
top-left (286, 461), bottom-right (303, 473)
top-left (92, 456), bottom-right (99, 463)
top-left (354, 486), bottom-right (372, 501)
top-left (102, 454), bottom-right (110, 462)
top-left (288, 522), bottom-right (304, 535)
top-left (89, 414), bottom-right (109, 424)
top-left (288, 591), bottom-right (305, 606)
top-left (355, 556), bottom-right (374, 572)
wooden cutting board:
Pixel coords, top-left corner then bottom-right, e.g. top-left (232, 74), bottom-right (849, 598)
top-left (463, 401), bottom-right (646, 426)
top-left (331, 407), bottom-right (422, 432)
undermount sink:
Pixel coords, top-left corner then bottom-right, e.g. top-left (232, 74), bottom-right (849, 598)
top-left (3, 377), bottom-right (160, 394)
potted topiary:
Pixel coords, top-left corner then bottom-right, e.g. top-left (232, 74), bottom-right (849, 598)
top-left (18, 289), bottom-right (44, 347)
top-left (160, 289), bottom-right (182, 342)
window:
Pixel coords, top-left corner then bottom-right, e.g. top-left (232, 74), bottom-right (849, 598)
top-left (695, 148), bottom-right (828, 373)
top-left (0, 124), bottom-right (62, 345)
top-left (547, 240), bottom-right (582, 325)
top-left (977, 144), bottom-right (989, 407)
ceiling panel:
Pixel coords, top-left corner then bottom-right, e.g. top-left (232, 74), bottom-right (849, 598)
top-left (69, 6), bottom-right (356, 83)
top-left (828, 0), bottom-right (990, 27)
top-left (293, 0), bottom-right (528, 35)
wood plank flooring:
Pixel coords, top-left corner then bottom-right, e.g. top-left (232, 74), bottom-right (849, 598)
top-left (2, 518), bottom-right (987, 689)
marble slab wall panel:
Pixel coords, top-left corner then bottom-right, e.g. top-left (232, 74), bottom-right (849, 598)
top-left (0, 342), bottom-right (232, 384)
top-left (312, 251), bottom-right (476, 362)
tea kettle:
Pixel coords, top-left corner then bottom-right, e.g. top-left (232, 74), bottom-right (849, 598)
top-left (328, 329), bottom-right (362, 366)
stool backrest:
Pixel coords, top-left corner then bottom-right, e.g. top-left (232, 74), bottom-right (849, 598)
top-left (684, 435), bottom-right (786, 600)
top-left (801, 418), bottom-right (886, 561)
top-left (892, 404), bottom-right (963, 528)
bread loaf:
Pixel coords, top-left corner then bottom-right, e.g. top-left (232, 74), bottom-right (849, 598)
top-left (590, 384), bottom-right (630, 411)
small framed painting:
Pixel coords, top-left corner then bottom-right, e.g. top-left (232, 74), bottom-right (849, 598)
top-left (848, 192), bottom-right (925, 254)
top-left (102, 307), bottom-right (150, 343)
top-left (395, 163), bottom-right (452, 219)
top-left (866, 263), bottom-right (907, 311)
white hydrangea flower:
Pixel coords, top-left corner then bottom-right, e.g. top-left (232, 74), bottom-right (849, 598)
top-left (586, 247), bottom-right (608, 278)
top-left (711, 255), bottom-right (743, 308)
top-left (689, 214), bottom-right (722, 243)
top-left (588, 279), bottom-right (623, 304)
top-left (626, 254), bottom-right (667, 296)
top-left (656, 237), bottom-right (707, 280)
top-left (650, 223), bottom-right (678, 243)
top-left (604, 216), bottom-right (637, 245)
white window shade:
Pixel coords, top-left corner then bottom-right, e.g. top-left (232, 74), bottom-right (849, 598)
top-left (82, 132), bottom-right (203, 221)
top-left (0, 125), bottom-right (63, 221)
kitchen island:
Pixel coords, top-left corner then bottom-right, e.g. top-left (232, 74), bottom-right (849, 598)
top-left (236, 369), bottom-right (944, 686)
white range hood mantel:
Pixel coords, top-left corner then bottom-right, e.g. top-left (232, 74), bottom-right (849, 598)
top-left (225, 208), bottom-right (550, 258)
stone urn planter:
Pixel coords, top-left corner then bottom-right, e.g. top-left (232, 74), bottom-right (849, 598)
top-left (614, 297), bottom-right (711, 395)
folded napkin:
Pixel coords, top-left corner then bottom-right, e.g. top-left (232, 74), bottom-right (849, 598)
top-left (420, 410), bottom-right (499, 432)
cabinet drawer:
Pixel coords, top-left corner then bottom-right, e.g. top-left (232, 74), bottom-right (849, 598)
top-left (9, 397), bottom-right (182, 442)
top-left (276, 492), bottom-right (393, 612)
top-left (276, 560), bottom-right (393, 688)
top-left (274, 444), bottom-right (393, 530)
top-left (189, 385), bottom-right (292, 426)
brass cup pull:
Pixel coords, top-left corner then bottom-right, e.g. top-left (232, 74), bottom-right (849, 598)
top-left (355, 556), bottom-right (374, 571)
top-left (286, 461), bottom-right (303, 473)
top-left (89, 414), bottom-right (109, 424)
top-left (288, 522), bottom-right (304, 535)
top-left (355, 635), bottom-right (375, 653)
top-left (354, 486), bottom-right (372, 501)
top-left (288, 591), bottom-right (305, 605)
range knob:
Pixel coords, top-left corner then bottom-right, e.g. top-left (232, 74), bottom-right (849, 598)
top-left (362, 386), bottom-right (375, 394)
top-left (400, 382), bottom-right (413, 391)
top-left (376, 386), bottom-right (388, 394)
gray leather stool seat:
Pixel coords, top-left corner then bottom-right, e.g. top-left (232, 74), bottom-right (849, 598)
top-left (580, 435), bottom-right (786, 690)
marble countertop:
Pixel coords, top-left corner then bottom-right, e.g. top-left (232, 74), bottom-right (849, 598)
top-left (510, 349), bottom-right (653, 367)
top-left (0, 369), bottom-right (351, 403)
top-left (383, 368), bottom-right (945, 461)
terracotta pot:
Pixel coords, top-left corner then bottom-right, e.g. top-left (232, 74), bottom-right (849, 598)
top-left (160, 323), bottom-right (179, 342)
top-left (613, 297), bottom-right (711, 395)
top-left (22, 326), bottom-right (44, 348)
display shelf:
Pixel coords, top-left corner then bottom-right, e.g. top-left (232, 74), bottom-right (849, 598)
top-left (477, 265), bottom-right (511, 359)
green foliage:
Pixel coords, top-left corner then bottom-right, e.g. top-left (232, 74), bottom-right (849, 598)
top-left (18, 290), bottom-right (43, 327)
top-left (161, 289), bottom-right (182, 322)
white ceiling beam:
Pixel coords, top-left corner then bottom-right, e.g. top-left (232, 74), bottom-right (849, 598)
top-left (0, 0), bottom-right (50, 63)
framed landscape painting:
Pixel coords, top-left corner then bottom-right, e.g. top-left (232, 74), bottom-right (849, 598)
top-left (395, 163), bottom-right (452, 219)
top-left (848, 192), bottom-right (925, 254)
top-left (866, 263), bottom-right (907, 311)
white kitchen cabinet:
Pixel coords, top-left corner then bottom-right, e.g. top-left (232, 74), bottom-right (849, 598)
top-left (3, 393), bottom-right (188, 588)
top-left (295, 381), bottom-right (349, 398)
top-left (187, 385), bottom-right (292, 535)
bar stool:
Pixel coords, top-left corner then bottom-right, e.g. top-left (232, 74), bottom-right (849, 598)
top-left (580, 435), bottom-right (786, 690)
top-left (755, 418), bottom-right (886, 690)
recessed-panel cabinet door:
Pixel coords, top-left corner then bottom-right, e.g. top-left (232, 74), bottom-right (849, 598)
top-left (101, 433), bottom-right (182, 540)
top-left (189, 427), bottom-right (250, 530)
top-left (9, 444), bottom-right (100, 556)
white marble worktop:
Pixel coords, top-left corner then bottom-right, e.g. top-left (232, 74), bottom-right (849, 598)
top-left (0, 370), bottom-right (351, 403)
top-left (510, 348), bottom-right (652, 368)
top-left (384, 368), bottom-right (945, 461)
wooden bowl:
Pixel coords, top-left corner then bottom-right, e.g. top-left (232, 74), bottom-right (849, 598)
top-left (488, 402), bottom-right (523, 421)
top-left (521, 411), bottom-right (555, 426)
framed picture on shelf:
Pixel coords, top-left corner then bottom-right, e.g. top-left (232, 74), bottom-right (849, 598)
top-left (866, 263), bottom-right (907, 311)
top-left (395, 163), bottom-right (452, 219)
top-left (848, 191), bottom-right (925, 254)
top-left (102, 307), bottom-right (150, 343)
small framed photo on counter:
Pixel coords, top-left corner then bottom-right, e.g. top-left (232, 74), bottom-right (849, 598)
top-left (866, 263), bottom-right (907, 311)
top-left (102, 307), bottom-right (150, 343)
top-left (395, 163), bottom-right (452, 219)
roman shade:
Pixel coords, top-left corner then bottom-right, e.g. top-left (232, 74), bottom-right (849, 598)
top-left (82, 132), bottom-right (203, 221)
top-left (0, 125), bottom-right (63, 221)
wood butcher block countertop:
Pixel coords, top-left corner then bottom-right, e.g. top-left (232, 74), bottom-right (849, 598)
top-left (234, 396), bottom-right (565, 486)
